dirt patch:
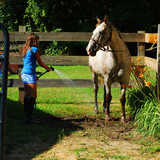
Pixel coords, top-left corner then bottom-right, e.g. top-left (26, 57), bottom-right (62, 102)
top-left (31, 117), bottom-right (160, 160)
top-left (5, 114), bottom-right (160, 160)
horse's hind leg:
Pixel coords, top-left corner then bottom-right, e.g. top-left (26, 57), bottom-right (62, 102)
top-left (120, 84), bottom-right (126, 123)
top-left (93, 73), bottom-right (99, 114)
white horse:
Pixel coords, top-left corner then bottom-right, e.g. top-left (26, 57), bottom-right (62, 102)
top-left (86, 16), bottom-right (131, 122)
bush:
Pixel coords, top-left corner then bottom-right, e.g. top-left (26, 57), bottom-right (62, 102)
top-left (44, 40), bottom-right (68, 56)
top-left (135, 98), bottom-right (160, 137)
top-left (127, 86), bottom-right (155, 120)
top-left (127, 57), bottom-right (160, 137)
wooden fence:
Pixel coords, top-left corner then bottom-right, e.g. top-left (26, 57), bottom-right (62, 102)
top-left (0, 31), bottom-right (158, 89)
top-left (0, 30), bottom-right (159, 103)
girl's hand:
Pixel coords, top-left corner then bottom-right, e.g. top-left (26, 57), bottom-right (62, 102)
top-left (46, 66), bottom-right (51, 72)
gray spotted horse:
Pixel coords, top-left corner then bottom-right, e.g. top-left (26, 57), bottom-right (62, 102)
top-left (86, 16), bottom-right (131, 123)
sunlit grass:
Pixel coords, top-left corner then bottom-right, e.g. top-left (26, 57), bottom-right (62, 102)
top-left (5, 64), bottom-right (160, 160)
top-left (8, 65), bottom-right (92, 79)
top-left (7, 87), bottom-right (121, 119)
top-left (6, 86), bottom-right (122, 159)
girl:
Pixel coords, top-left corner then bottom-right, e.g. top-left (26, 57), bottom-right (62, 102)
top-left (21, 33), bottom-right (51, 124)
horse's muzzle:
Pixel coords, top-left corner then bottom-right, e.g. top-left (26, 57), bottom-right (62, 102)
top-left (86, 49), bottom-right (96, 56)
top-left (86, 47), bottom-right (96, 56)
top-left (89, 51), bottom-right (96, 56)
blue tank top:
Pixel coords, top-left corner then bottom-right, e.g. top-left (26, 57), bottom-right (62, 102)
top-left (21, 46), bottom-right (37, 75)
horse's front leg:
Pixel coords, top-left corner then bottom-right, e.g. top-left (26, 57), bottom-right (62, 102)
top-left (120, 84), bottom-right (126, 123)
top-left (103, 86), bottom-right (106, 113)
top-left (104, 77), bottom-right (112, 121)
top-left (93, 73), bottom-right (99, 114)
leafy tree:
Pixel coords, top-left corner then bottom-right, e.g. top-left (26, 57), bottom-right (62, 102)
top-left (0, 0), bottom-right (27, 31)
top-left (24, 0), bottom-right (47, 32)
top-left (0, 0), bottom-right (159, 32)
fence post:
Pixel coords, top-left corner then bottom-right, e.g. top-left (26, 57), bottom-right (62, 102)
top-left (18, 26), bottom-right (26, 32)
top-left (0, 23), bottom-right (9, 160)
top-left (18, 26), bottom-right (26, 103)
top-left (137, 31), bottom-right (145, 57)
top-left (157, 25), bottom-right (160, 101)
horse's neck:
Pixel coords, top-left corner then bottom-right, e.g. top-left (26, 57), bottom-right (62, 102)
top-left (109, 25), bottom-right (131, 67)
top-left (110, 26), bottom-right (130, 55)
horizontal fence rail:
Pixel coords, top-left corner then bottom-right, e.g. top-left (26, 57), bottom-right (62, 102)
top-left (0, 32), bottom-right (153, 43)
top-left (9, 55), bottom-right (89, 65)
top-left (9, 55), bottom-right (157, 70)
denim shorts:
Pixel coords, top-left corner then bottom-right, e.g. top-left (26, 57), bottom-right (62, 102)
top-left (21, 74), bottom-right (36, 84)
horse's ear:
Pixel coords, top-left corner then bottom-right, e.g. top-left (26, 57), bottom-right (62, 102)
top-left (97, 18), bottom-right (101, 24)
top-left (103, 15), bottom-right (109, 24)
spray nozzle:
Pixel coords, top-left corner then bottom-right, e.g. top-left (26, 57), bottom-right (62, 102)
top-left (50, 66), bottom-right (54, 71)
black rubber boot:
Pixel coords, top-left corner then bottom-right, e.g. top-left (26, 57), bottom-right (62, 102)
top-left (24, 96), bottom-right (36, 124)
top-left (29, 97), bottom-right (35, 116)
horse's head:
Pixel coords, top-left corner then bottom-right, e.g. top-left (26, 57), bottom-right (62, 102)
top-left (86, 16), bottom-right (112, 56)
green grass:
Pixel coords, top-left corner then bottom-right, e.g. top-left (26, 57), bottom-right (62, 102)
top-left (5, 87), bottom-right (122, 160)
top-left (110, 155), bottom-right (130, 159)
top-left (135, 97), bottom-right (160, 137)
top-left (141, 145), bottom-right (160, 154)
top-left (7, 87), bottom-right (121, 118)
top-left (8, 65), bottom-right (92, 79)
top-left (5, 65), bottom-right (159, 159)
top-left (5, 65), bottom-right (123, 159)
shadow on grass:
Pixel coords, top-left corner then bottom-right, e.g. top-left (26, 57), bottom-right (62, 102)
top-left (5, 98), bottom-right (84, 160)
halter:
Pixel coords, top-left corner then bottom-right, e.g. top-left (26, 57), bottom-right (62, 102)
top-left (90, 22), bottom-right (112, 51)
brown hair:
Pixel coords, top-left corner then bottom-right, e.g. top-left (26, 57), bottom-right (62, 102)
top-left (21, 33), bottom-right (39, 57)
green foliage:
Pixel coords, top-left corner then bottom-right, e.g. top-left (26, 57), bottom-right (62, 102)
top-left (0, 3), bottom-right (18, 31)
top-left (127, 62), bottom-right (160, 137)
top-left (127, 84), bottom-right (160, 137)
top-left (127, 86), bottom-right (155, 119)
top-left (127, 63), bottom-right (156, 119)
top-left (0, 0), bottom-right (158, 33)
top-left (40, 28), bottom-right (69, 56)
top-left (135, 98), bottom-right (160, 137)
top-left (44, 40), bottom-right (68, 56)
top-left (52, 28), bottom-right (62, 32)
top-left (24, 0), bottom-right (47, 32)
top-left (0, 3), bottom-right (5, 21)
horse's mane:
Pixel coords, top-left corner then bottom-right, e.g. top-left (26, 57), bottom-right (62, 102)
top-left (111, 24), bottom-right (122, 40)
top-left (111, 24), bottom-right (130, 54)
